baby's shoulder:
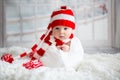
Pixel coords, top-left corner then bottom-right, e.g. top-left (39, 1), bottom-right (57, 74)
top-left (72, 36), bottom-right (81, 42)
top-left (71, 36), bottom-right (83, 47)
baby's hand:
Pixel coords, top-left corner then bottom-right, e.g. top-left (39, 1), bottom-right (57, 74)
top-left (57, 44), bottom-right (70, 52)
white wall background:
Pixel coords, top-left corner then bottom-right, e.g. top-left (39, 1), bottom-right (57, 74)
top-left (115, 0), bottom-right (120, 48)
top-left (0, 0), bottom-right (3, 47)
top-left (0, 0), bottom-right (120, 48)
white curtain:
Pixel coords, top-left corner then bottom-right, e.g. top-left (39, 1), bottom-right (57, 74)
top-left (115, 0), bottom-right (120, 48)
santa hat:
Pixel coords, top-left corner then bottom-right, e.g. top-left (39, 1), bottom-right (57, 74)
top-left (31, 6), bottom-right (75, 59)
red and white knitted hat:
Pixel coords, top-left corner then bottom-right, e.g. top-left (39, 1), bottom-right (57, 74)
top-left (48, 6), bottom-right (75, 30)
top-left (47, 6), bottom-right (75, 40)
top-left (31, 6), bottom-right (75, 59)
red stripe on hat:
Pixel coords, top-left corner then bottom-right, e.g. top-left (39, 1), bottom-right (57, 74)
top-left (31, 44), bottom-right (38, 51)
top-left (51, 19), bottom-right (75, 29)
top-left (20, 52), bottom-right (27, 58)
top-left (40, 34), bottom-right (45, 40)
top-left (37, 48), bottom-right (45, 56)
top-left (47, 24), bottom-right (51, 29)
top-left (45, 41), bottom-right (52, 45)
top-left (51, 9), bottom-right (74, 17)
top-left (61, 6), bottom-right (67, 9)
top-left (69, 33), bottom-right (74, 39)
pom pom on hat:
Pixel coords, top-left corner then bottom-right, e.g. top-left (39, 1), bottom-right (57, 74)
top-left (1, 53), bottom-right (14, 63)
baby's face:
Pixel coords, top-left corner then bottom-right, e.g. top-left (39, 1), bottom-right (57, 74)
top-left (52, 26), bottom-right (73, 41)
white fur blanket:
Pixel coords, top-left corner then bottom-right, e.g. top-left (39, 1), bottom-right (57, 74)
top-left (0, 46), bottom-right (120, 80)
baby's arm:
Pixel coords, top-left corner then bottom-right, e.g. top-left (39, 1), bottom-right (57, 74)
top-left (65, 37), bottom-right (84, 69)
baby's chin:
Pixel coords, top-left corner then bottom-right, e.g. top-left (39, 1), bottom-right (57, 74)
top-left (58, 37), bottom-right (71, 43)
top-left (58, 36), bottom-right (67, 41)
top-left (54, 36), bottom-right (69, 42)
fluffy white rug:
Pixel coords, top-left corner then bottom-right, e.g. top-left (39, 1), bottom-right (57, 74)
top-left (0, 46), bottom-right (120, 80)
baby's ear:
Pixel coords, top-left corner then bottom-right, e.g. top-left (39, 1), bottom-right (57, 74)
top-left (72, 30), bottom-right (74, 33)
top-left (71, 30), bottom-right (75, 35)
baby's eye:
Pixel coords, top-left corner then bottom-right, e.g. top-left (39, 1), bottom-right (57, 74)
top-left (55, 27), bottom-right (59, 30)
top-left (64, 28), bottom-right (68, 30)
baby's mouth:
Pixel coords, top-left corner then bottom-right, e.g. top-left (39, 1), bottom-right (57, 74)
top-left (59, 36), bottom-right (65, 39)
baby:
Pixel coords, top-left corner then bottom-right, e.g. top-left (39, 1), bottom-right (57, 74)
top-left (30, 6), bottom-right (84, 69)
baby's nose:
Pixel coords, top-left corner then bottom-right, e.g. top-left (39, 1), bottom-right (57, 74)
top-left (60, 29), bottom-right (64, 33)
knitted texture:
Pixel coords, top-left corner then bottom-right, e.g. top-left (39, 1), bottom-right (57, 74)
top-left (1, 54), bottom-right (14, 63)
